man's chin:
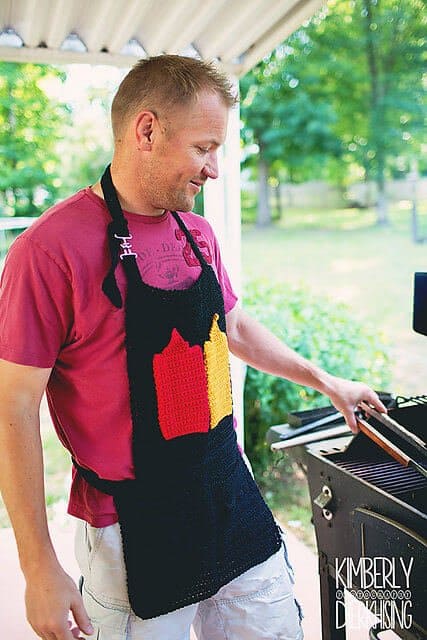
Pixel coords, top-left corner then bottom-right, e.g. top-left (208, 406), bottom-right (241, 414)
top-left (158, 190), bottom-right (195, 213)
top-left (171, 197), bottom-right (195, 213)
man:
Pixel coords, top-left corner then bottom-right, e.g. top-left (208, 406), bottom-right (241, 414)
top-left (0, 55), bottom-right (386, 640)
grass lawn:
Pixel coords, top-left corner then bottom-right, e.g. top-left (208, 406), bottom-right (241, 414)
top-left (1, 201), bottom-right (426, 543)
top-left (241, 201), bottom-right (427, 546)
top-left (241, 202), bottom-right (427, 396)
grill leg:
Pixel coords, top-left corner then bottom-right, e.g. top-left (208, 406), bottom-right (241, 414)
top-left (319, 552), bottom-right (347, 640)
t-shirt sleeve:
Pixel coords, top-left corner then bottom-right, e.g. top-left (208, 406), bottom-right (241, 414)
top-left (203, 220), bottom-right (238, 314)
top-left (0, 235), bottom-right (74, 368)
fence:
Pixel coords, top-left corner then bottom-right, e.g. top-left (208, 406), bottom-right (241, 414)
top-left (0, 217), bottom-right (35, 260)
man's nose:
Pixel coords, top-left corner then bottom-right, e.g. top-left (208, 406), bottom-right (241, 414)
top-left (203, 151), bottom-right (219, 180)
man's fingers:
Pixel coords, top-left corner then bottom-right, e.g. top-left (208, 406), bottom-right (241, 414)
top-left (70, 594), bottom-right (94, 637)
top-left (345, 411), bottom-right (359, 434)
top-left (36, 632), bottom-right (56, 640)
top-left (329, 378), bottom-right (388, 434)
top-left (361, 390), bottom-right (388, 414)
top-left (34, 623), bottom-right (74, 640)
top-left (371, 395), bottom-right (387, 414)
top-left (68, 619), bottom-right (84, 639)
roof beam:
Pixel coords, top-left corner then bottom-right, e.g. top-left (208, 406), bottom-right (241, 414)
top-left (164, 0), bottom-right (228, 55)
top-left (0, 1), bottom-right (11, 28)
top-left (81, 0), bottom-right (124, 53)
top-left (45, 0), bottom-right (76, 49)
top-left (199, 0), bottom-right (256, 60)
top-left (0, 44), bottom-right (138, 67)
top-left (12, 0), bottom-right (39, 47)
top-left (143, 0), bottom-right (201, 56)
top-left (107, 0), bottom-right (153, 54)
top-left (0, 0), bottom-right (325, 76)
top-left (220, 0), bottom-right (291, 62)
top-left (238, 0), bottom-right (325, 74)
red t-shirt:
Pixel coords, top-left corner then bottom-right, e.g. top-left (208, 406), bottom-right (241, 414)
top-left (0, 187), bottom-right (238, 526)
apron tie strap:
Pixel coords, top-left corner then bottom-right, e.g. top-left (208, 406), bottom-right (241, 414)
top-left (101, 164), bottom-right (133, 308)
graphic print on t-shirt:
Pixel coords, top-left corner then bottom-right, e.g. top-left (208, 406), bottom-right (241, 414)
top-left (137, 228), bottom-right (212, 289)
top-left (175, 228), bottom-right (212, 267)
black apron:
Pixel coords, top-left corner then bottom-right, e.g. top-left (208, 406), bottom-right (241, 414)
top-left (74, 165), bottom-right (282, 619)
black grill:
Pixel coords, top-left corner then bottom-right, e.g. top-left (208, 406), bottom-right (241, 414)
top-left (268, 274), bottom-right (427, 639)
top-left (331, 457), bottom-right (427, 496)
top-left (270, 396), bottom-right (427, 640)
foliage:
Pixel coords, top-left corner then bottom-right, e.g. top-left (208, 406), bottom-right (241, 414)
top-left (240, 0), bottom-right (426, 225)
top-left (59, 140), bottom-right (112, 194)
top-left (56, 72), bottom-right (115, 194)
top-left (240, 52), bottom-right (341, 184)
top-left (300, 0), bottom-right (426, 222)
top-left (243, 280), bottom-right (391, 477)
top-left (240, 47), bottom-right (342, 225)
top-left (0, 62), bottom-right (71, 216)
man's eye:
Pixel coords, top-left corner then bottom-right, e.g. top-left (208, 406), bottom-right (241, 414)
top-left (197, 146), bottom-right (209, 154)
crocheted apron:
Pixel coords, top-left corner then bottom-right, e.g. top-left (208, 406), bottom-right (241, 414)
top-left (73, 165), bottom-right (282, 619)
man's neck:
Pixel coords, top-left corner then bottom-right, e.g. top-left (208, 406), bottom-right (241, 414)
top-left (91, 167), bottom-right (164, 217)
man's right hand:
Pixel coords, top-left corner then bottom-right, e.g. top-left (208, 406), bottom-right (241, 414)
top-left (0, 359), bottom-right (94, 638)
top-left (24, 561), bottom-right (94, 640)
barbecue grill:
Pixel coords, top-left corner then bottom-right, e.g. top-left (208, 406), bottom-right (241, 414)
top-left (268, 274), bottom-right (427, 640)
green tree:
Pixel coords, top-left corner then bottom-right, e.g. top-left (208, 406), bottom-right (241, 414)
top-left (287, 0), bottom-right (426, 224)
top-left (0, 62), bottom-right (71, 216)
top-left (240, 49), bottom-right (342, 226)
top-left (56, 74), bottom-right (116, 195)
top-left (240, 0), bottom-right (425, 226)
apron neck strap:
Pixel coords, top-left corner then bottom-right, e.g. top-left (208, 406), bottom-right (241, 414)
top-left (101, 164), bottom-right (136, 308)
top-left (100, 165), bottom-right (210, 307)
top-left (101, 164), bottom-right (130, 231)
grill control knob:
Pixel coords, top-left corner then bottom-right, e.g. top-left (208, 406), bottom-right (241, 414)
top-left (314, 485), bottom-right (334, 520)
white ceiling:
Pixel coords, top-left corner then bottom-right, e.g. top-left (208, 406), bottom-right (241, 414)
top-left (0, 0), bottom-right (324, 75)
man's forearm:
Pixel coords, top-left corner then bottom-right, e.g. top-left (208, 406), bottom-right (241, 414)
top-left (226, 307), bottom-right (387, 431)
top-left (0, 409), bottom-right (58, 576)
top-left (0, 356), bottom-right (94, 639)
top-left (228, 309), bottom-right (334, 394)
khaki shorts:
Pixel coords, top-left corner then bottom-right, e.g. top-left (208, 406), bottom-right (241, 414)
top-left (75, 519), bottom-right (303, 640)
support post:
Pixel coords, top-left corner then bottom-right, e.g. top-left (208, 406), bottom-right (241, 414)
top-left (203, 80), bottom-right (245, 450)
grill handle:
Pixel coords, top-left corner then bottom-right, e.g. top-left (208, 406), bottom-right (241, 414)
top-left (356, 416), bottom-right (410, 466)
top-left (359, 400), bottom-right (426, 449)
top-left (356, 416), bottom-right (427, 478)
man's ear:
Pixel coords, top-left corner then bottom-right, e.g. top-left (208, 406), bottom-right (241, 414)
top-left (135, 111), bottom-right (156, 150)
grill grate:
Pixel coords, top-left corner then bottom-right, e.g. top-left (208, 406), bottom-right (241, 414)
top-left (331, 458), bottom-right (427, 496)
top-left (395, 394), bottom-right (427, 406)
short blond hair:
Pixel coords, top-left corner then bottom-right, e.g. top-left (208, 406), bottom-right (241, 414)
top-left (111, 54), bottom-right (237, 139)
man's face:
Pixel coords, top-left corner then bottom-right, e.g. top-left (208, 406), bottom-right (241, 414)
top-left (143, 91), bottom-right (229, 213)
